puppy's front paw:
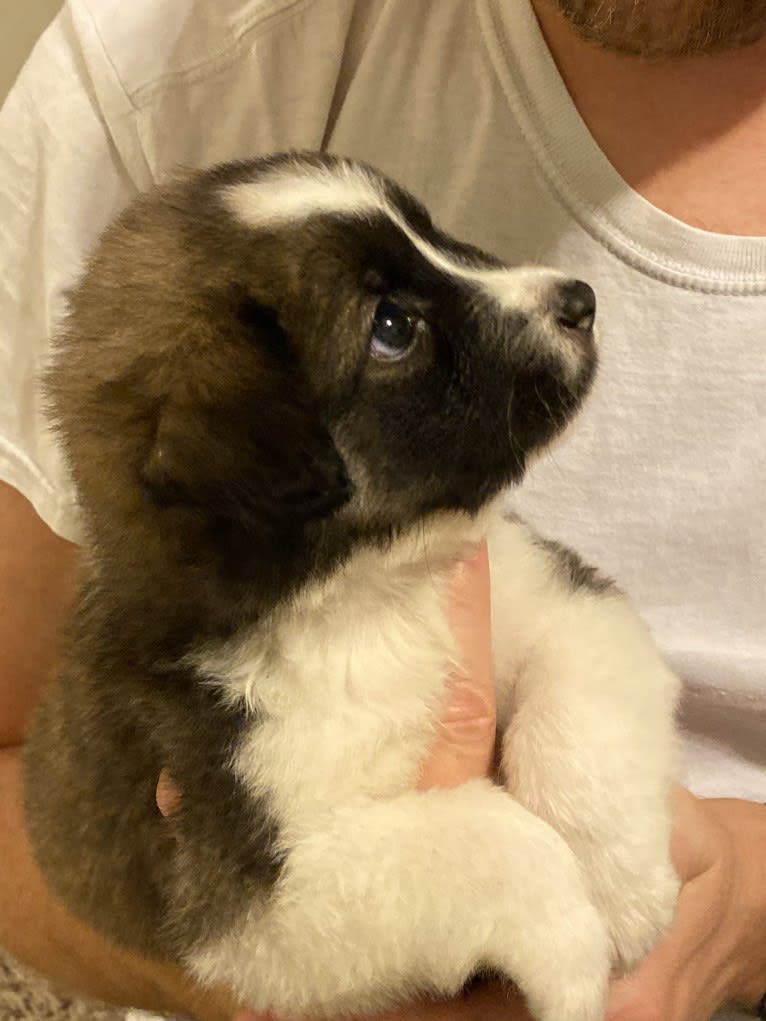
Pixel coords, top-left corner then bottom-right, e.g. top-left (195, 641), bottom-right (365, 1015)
top-left (500, 898), bottom-right (610, 1021)
top-left (482, 828), bottom-right (611, 1021)
top-left (596, 854), bottom-right (679, 973)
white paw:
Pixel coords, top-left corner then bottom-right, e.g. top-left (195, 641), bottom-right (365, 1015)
top-left (495, 894), bottom-right (611, 1021)
top-left (597, 856), bottom-right (679, 973)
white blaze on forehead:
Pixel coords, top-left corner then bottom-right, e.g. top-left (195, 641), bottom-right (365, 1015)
top-left (222, 163), bottom-right (565, 315)
top-left (223, 163), bottom-right (386, 229)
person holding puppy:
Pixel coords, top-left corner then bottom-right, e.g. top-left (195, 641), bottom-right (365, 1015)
top-left (1, 1), bottom-right (765, 1020)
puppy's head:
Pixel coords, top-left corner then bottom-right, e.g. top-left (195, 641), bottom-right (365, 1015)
top-left (48, 153), bottom-right (596, 635)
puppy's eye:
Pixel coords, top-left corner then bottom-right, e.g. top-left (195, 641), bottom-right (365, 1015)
top-left (370, 299), bottom-right (417, 361)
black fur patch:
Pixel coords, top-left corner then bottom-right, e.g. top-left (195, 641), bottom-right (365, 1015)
top-left (536, 538), bottom-right (616, 596)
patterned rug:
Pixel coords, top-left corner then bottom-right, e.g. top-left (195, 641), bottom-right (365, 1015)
top-left (0, 948), bottom-right (126, 1021)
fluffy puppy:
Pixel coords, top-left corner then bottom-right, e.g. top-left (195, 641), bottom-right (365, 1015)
top-left (24, 154), bottom-right (679, 1021)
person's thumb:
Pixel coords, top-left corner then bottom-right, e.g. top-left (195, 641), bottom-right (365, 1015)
top-left (418, 541), bottom-right (495, 790)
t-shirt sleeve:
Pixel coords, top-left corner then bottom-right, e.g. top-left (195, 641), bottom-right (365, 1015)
top-left (0, 4), bottom-right (147, 542)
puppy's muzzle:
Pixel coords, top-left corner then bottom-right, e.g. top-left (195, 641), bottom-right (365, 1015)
top-left (496, 269), bottom-right (598, 398)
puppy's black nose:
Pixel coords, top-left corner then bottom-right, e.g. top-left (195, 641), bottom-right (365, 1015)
top-left (554, 280), bottom-right (596, 334)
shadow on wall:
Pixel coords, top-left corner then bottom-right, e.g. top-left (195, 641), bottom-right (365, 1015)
top-left (0, 0), bottom-right (64, 106)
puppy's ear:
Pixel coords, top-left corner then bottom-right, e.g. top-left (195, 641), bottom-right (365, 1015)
top-left (140, 309), bottom-right (351, 530)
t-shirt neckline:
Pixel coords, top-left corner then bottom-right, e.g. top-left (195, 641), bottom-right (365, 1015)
top-left (478, 0), bottom-right (766, 294)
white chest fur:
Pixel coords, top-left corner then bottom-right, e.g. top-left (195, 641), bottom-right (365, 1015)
top-left (196, 511), bottom-right (492, 833)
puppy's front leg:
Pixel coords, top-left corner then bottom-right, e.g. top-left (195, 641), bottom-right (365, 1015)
top-left (188, 780), bottom-right (609, 1021)
top-left (489, 517), bottom-right (680, 971)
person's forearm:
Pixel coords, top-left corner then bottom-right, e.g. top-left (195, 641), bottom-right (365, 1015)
top-left (0, 745), bottom-right (235, 1020)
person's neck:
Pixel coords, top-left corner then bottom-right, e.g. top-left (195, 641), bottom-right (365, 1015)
top-left (531, 0), bottom-right (766, 236)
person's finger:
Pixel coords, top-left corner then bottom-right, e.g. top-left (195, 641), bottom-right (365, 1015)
top-left (418, 541), bottom-right (496, 790)
top-left (156, 766), bottom-right (183, 817)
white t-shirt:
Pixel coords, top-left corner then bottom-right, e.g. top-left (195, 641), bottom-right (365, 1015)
top-left (1, 0), bottom-right (764, 804)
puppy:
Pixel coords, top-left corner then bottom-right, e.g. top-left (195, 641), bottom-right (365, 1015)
top-left (24, 153), bottom-right (679, 1021)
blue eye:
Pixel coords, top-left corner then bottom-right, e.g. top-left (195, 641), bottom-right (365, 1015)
top-left (370, 299), bottom-right (417, 361)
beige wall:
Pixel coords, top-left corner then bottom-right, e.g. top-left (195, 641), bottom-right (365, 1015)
top-left (0, 0), bottom-right (63, 106)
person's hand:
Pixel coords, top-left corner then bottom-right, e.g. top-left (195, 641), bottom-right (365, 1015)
top-left (162, 543), bottom-right (531, 1021)
top-left (606, 788), bottom-right (766, 1021)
